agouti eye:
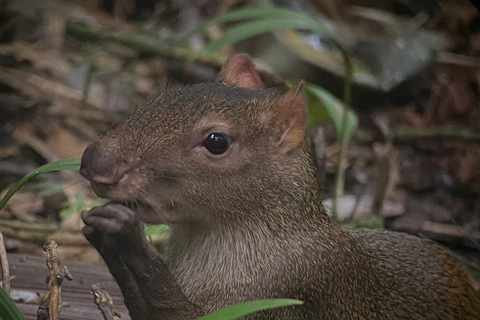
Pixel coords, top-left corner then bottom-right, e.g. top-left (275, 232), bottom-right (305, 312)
top-left (203, 132), bottom-right (231, 155)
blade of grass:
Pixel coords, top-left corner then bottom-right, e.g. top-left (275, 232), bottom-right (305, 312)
top-left (197, 299), bottom-right (303, 320)
top-left (0, 157), bottom-right (81, 211)
top-left (194, 19), bottom-right (324, 59)
top-left (0, 286), bottom-right (27, 320)
top-left (304, 83), bottom-right (356, 220)
top-left (334, 52), bottom-right (353, 219)
top-left (193, 9), bottom-right (340, 60)
top-left (183, 7), bottom-right (335, 43)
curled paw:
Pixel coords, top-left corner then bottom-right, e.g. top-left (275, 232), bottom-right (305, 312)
top-left (81, 203), bottom-right (144, 249)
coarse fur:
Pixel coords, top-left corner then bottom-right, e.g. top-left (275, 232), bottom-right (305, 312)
top-left (80, 54), bottom-right (480, 320)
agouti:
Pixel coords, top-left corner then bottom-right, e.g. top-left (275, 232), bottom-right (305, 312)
top-left (79, 53), bottom-right (480, 320)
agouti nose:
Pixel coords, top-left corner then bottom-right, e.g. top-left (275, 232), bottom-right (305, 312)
top-left (80, 144), bottom-right (128, 185)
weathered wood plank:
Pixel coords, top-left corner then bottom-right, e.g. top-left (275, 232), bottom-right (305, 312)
top-left (8, 254), bottom-right (131, 320)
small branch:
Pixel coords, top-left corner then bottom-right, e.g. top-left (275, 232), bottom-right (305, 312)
top-left (370, 143), bottom-right (399, 221)
top-left (392, 125), bottom-right (480, 141)
top-left (91, 284), bottom-right (121, 320)
top-left (36, 240), bottom-right (73, 320)
top-left (0, 230), bottom-right (10, 295)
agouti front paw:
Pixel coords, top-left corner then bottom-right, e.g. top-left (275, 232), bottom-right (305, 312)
top-left (81, 203), bottom-right (145, 252)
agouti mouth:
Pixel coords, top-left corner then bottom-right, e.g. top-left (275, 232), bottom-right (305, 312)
top-left (110, 199), bottom-right (161, 224)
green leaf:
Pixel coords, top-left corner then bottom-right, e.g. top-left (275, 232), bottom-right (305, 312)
top-left (192, 8), bottom-right (340, 59)
top-left (0, 157), bottom-right (81, 211)
top-left (187, 7), bottom-right (334, 42)
top-left (197, 299), bottom-right (303, 320)
top-left (59, 192), bottom-right (100, 220)
top-left (144, 224), bottom-right (169, 236)
top-left (304, 83), bottom-right (358, 139)
top-left (0, 287), bottom-right (27, 320)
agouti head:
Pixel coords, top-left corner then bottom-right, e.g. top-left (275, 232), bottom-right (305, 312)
top-left (80, 54), bottom-right (321, 227)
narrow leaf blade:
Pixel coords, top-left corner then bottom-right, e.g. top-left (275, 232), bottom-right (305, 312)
top-left (197, 299), bottom-right (303, 320)
top-left (0, 157), bottom-right (81, 211)
top-left (0, 287), bottom-right (27, 320)
top-left (194, 19), bottom-right (321, 59)
top-left (185, 7), bottom-right (331, 43)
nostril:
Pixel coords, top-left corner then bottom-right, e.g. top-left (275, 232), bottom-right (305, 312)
top-left (80, 143), bottom-right (127, 185)
top-left (79, 144), bottom-right (97, 179)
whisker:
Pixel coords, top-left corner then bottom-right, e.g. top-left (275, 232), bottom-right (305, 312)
top-left (62, 179), bottom-right (89, 191)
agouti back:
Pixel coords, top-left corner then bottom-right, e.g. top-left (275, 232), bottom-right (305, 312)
top-left (80, 53), bottom-right (480, 319)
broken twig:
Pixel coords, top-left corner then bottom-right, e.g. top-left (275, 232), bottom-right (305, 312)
top-left (0, 230), bottom-right (10, 295)
top-left (36, 240), bottom-right (73, 320)
top-left (92, 284), bottom-right (121, 320)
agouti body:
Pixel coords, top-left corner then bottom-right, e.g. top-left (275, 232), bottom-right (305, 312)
top-left (80, 54), bottom-right (480, 320)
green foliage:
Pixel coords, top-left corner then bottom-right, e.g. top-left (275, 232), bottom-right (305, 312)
top-left (0, 288), bottom-right (301, 320)
top-left (0, 158), bottom-right (99, 220)
top-left (344, 215), bottom-right (382, 230)
top-left (190, 7), bottom-right (338, 59)
top-left (0, 158), bottom-right (81, 212)
top-left (0, 156), bottom-right (169, 238)
top-left (0, 287), bottom-right (26, 320)
top-left (145, 224), bottom-right (169, 236)
top-left (197, 299), bottom-right (303, 320)
top-left (304, 83), bottom-right (358, 139)
top-left (59, 192), bottom-right (101, 220)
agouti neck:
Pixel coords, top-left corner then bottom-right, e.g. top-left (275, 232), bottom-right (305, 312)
top-left (164, 142), bottom-right (365, 312)
top-left (165, 140), bottom-right (336, 269)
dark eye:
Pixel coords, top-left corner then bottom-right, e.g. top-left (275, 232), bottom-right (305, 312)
top-left (202, 132), bottom-right (231, 155)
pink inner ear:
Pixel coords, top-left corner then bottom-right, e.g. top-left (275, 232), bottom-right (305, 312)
top-left (270, 83), bottom-right (307, 153)
top-left (218, 53), bottom-right (263, 89)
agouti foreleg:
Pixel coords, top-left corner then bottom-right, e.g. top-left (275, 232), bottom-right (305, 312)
top-left (81, 204), bottom-right (203, 320)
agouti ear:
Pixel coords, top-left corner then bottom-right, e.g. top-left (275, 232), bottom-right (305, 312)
top-left (269, 82), bottom-right (307, 153)
top-left (218, 53), bottom-right (263, 89)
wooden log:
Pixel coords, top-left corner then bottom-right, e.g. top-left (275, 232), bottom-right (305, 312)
top-left (8, 254), bottom-right (130, 320)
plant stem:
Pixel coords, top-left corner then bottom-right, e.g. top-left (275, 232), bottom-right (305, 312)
top-left (0, 158), bottom-right (81, 211)
top-left (331, 47), bottom-right (353, 220)
top-left (0, 230), bottom-right (9, 295)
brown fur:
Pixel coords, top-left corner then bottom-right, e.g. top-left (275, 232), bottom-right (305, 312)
top-left (80, 55), bottom-right (480, 320)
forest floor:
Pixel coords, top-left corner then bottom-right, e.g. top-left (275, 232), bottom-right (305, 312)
top-left (0, 0), bottom-right (479, 318)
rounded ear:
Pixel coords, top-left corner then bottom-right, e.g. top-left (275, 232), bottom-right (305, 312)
top-left (218, 53), bottom-right (263, 89)
top-left (268, 82), bottom-right (307, 153)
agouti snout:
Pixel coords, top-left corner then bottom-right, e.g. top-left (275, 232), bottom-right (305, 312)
top-left (81, 54), bottom-right (307, 226)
